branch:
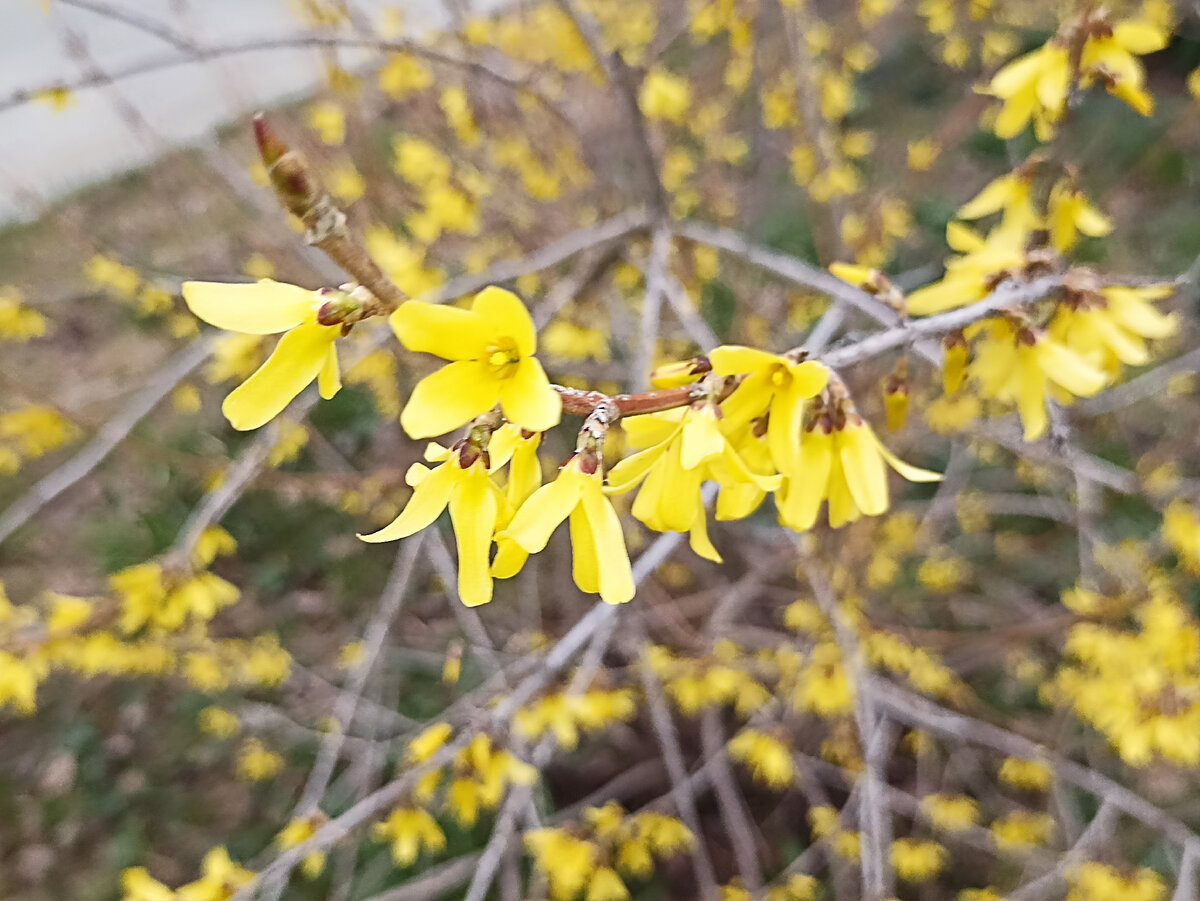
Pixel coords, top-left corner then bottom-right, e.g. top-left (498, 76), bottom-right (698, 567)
top-left (0, 336), bottom-right (215, 547)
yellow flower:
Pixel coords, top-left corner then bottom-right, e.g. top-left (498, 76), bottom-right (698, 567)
top-left (1047, 179), bottom-right (1112, 253)
top-left (0, 287), bottom-right (48, 341)
top-left (997, 756), bottom-right (1052, 790)
top-left (970, 320), bottom-right (1107, 441)
top-left (236, 738), bottom-right (283, 781)
top-left (276, 815), bottom-right (327, 879)
top-left (1066, 862), bottom-right (1166, 901)
top-left (407, 722), bottom-right (453, 762)
top-left (502, 453), bottom-right (635, 604)
top-left (1078, 11), bottom-right (1168, 118)
top-left (374, 807), bottom-right (446, 867)
top-left (777, 400), bottom-right (940, 531)
top-left (639, 69), bottom-right (691, 123)
top-left (359, 443), bottom-right (499, 606)
top-left (177, 846), bottom-right (253, 901)
top-left (391, 287), bottom-right (560, 438)
top-left (728, 729), bottom-right (796, 788)
top-left (710, 346), bottom-right (829, 474)
top-left (984, 41), bottom-right (1070, 140)
top-left (198, 706), bottom-right (240, 738)
top-left (921, 793), bottom-right (981, 832)
top-left (120, 868), bottom-right (175, 901)
top-left (890, 838), bottom-right (947, 882)
top-left (182, 280), bottom-right (343, 430)
top-left (990, 811), bottom-right (1054, 848)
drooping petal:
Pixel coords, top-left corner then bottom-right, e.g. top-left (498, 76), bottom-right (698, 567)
top-left (580, 478), bottom-right (635, 604)
top-left (606, 440), bottom-right (672, 493)
top-left (956, 175), bottom-right (1015, 220)
top-left (871, 436), bottom-right (943, 483)
top-left (448, 466), bottom-right (498, 606)
top-left (988, 51), bottom-right (1045, 99)
top-left (768, 379), bottom-right (807, 475)
top-left (498, 357), bottom-right (561, 433)
top-left (777, 427), bottom-right (833, 532)
top-left (568, 504), bottom-right (600, 595)
top-left (472, 286), bottom-right (537, 357)
top-left (182, 279), bottom-right (314, 334)
top-left (317, 343), bottom-right (341, 399)
top-left (719, 371), bottom-right (774, 431)
top-left (1103, 288), bottom-right (1178, 339)
top-left (222, 321), bottom-right (338, 430)
top-left (490, 537), bottom-right (528, 579)
top-left (837, 423), bottom-right (889, 517)
top-left (1016, 344), bottom-right (1049, 441)
top-left (390, 301), bottom-right (493, 360)
top-left (358, 461), bottom-right (457, 542)
top-left (826, 450), bottom-right (861, 529)
top-left (504, 465), bottom-right (585, 552)
top-left (688, 508), bottom-right (723, 563)
top-left (401, 360), bottom-right (499, 438)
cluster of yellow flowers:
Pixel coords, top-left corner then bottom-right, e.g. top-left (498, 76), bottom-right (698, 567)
top-left (514, 685), bottom-right (637, 750)
top-left (1049, 578), bottom-right (1200, 766)
top-left (525, 802), bottom-right (693, 901)
top-left (0, 404), bottom-right (79, 475)
top-left (982, 4), bottom-right (1171, 141)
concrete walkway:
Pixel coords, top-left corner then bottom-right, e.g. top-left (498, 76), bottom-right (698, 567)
top-left (0, 0), bottom-right (473, 221)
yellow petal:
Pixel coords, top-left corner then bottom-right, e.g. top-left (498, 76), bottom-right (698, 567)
top-left (490, 537), bottom-right (529, 579)
top-left (317, 343), bottom-right (341, 399)
top-left (1103, 288), bottom-right (1177, 339)
top-left (837, 423), bottom-right (888, 516)
top-left (957, 175), bottom-right (1014, 220)
top-left (505, 465), bottom-right (585, 552)
top-left (988, 51), bottom-right (1045, 98)
top-left (871, 434), bottom-right (943, 482)
top-left (222, 321), bottom-right (338, 430)
top-left (777, 428), bottom-right (833, 531)
top-left (1113, 20), bottom-right (1168, 55)
top-left (401, 360), bottom-right (499, 438)
top-left (606, 441), bottom-right (671, 493)
top-left (709, 345), bottom-right (782, 376)
top-left (449, 466), bottom-right (497, 606)
top-left (826, 450), bottom-right (860, 529)
top-left (719, 371), bottom-right (773, 431)
top-left (390, 301), bottom-right (492, 360)
top-left (992, 90), bottom-right (1037, 139)
top-left (768, 379), bottom-right (807, 475)
top-left (1016, 344), bottom-right (1048, 441)
top-left (472, 286), bottom-right (536, 357)
top-left (1038, 341), bottom-right (1107, 397)
top-left (680, 408), bottom-right (724, 470)
top-left (580, 478), bottom-right (635, 603)
top-left (569, 504), bottom-right (600, 594)
top-left (358, 460), bottom-right (457, 542)
top-left (498, 357), bottom-right (561, 432)
top-left (688, 509), bottom-right (723, 563)
top-left (182, 279), bottom-right (314, 334)
top-left (945, 221), bottom-right (986, 253)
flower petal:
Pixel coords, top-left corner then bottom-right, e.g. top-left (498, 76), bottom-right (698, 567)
top-left (317, 343), bottom-right (341, 399)
top-left (472, 286), bottom-right (536, 357)
top-left (401, 360), bottom-right (499, 439)
top-left (504, 465), bottom-right (585, 553)
top-left (449, 466), bottom-right (497, 606)
top-left (390, 301), bottom-right (492, 360)
top-left (837, 423), bottom-right (889, 516)
top-left (709, 345), bottom-right (782, 376)
top-left (688, 509), bottom-right (723, 563)
top-left (358, 461), bottom-right (457, 542)
top-left (222, 322), bottom-right (337, 430)
top-left (580, 478), bottom-right (635, 603)
top-left (182, 279), bottom-right (314, 334)
top-left (568, 505), bottom-right (600, 595)
top-left (498, 357), bottom-right (561, 432)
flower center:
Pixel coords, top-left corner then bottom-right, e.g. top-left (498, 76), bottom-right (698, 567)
top-left (485, 339), bottom-right (520, 377)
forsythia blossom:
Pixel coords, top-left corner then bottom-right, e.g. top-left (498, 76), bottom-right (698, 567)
top-left (391, 286), bottom-right (561, 437)
top-left (182, 279), bottom-right (345, 430)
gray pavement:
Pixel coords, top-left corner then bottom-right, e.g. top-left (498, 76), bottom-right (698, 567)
top-left (0, 0), bottom-right (474, 221)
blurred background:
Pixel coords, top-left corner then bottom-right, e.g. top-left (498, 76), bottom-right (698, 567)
top-left (2, 1), bottom-right (1200, 900)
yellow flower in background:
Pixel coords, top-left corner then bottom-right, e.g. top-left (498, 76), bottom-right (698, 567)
top-left (983, 41), bottom-right (1070, 140)
top-left (182, 280), bottom-right (342, 430)
top-left (374, 807), bottom-right (447, 867)
top-left (1078, 9), bottom-right (1169, 117)
top-left (710, 346), bottom-right (829, 474)
top-left (639, 68), bottom-right (691, 123)
top-left (971, 320), bottom-right (1107, 441)
top-left (358, 444), bottom-right (499, 606)
top-left (177, 846), bottom-right (254, 901)
top-left (728, 729), bottom-right (795, 788)
top-left (391, 287), bottom-right (561, 438)
top-left (890, 838), bottom-right (947, 882)
top-left (0, 286), bottom-right (48, 341)
top-left (1047, 179), bottom-right (1112, 253)
top-left (276, 816), bottom-right (327, 879)
top-left (120, 867), bottom-right (174, 901)
top-left (502, 454), bottom-right (635, 604)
